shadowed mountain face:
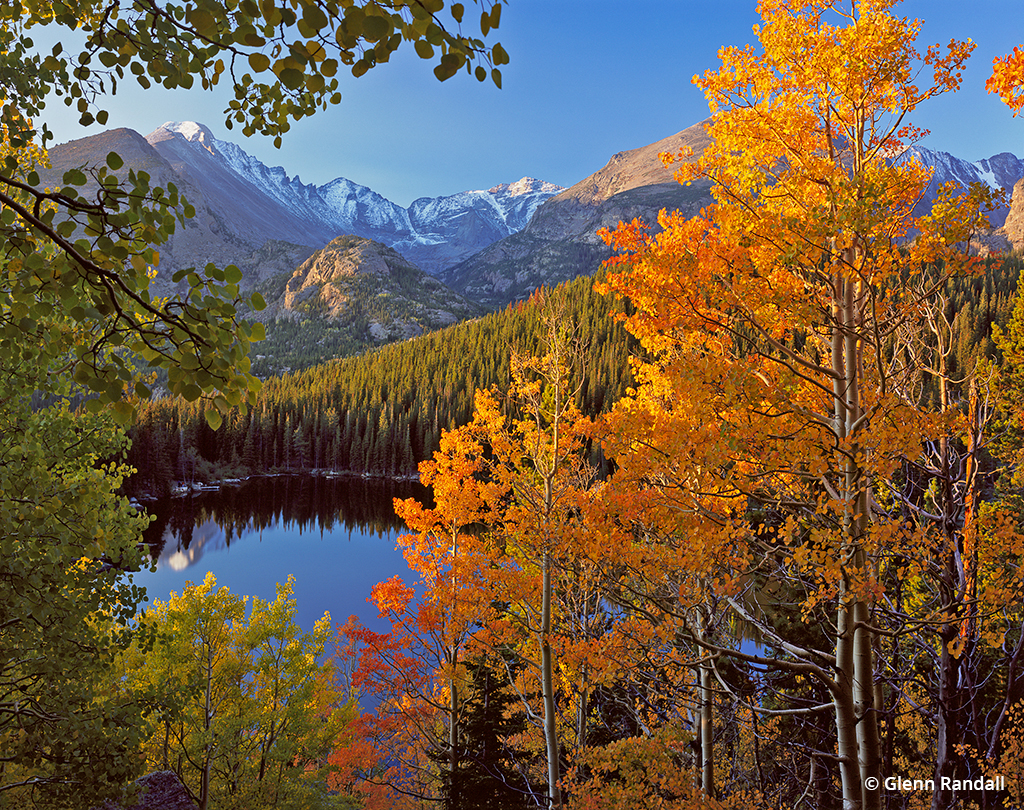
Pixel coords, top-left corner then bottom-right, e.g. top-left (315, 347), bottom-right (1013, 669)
top-left (40, 128), bottom-right (231, 294)
top-left (439, 121), bottom-right (715, 308)
top-left (146, 124), bottom-right (344, 248)
top-left (41, 127), bottom-right (323, 295)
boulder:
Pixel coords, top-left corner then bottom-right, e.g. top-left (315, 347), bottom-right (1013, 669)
top-left (100, 771), bottom-right (198, 810)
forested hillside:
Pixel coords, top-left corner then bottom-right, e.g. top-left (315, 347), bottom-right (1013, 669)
top-left (125, 271), bottom-right (637, 495)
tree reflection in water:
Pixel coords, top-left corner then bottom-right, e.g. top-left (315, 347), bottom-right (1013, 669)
top-left (138, 475), bottom-right (430, 632)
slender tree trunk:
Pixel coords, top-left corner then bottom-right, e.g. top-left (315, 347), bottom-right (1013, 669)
top-left (449, 530), bottom-right (461, 810)
top-left (700, 659), bottom-right (716, 798)
top-left (853, 596), bottom-right (880, 810)
top-left (835, 600), bottom-right (863, 810)
top-left (932, 424), bottom-right (963, 810)
top-left (696, 607), bottom-right (716, 799)
top-left (933, 378), bottom-right (983, 810)
top-left (749, 698), bottom-right (765, 797)
top-left (832, 266), bottom-right (881, 810)
top-left (163, 721), bottom-right (170, 771)
top-left (201, 651), bottom-right (213, 810)
top-left (575, 664), bottom-right (588, 755)
top-left (541, 547), bottom-right (562, 810)
top-left (450, 667), bottom-right (459, 810)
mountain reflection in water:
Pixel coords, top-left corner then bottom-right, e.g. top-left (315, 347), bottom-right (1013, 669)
top-left (138, 475), bottom-right (429, 632)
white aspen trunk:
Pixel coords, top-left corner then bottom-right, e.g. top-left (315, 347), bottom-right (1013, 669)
top-left (450, 531), bottom-right (460, 808)
top-left (833, 270), bottom-right (861, 810)
top-left (540, 338), bottom-right (564, 810)
top-left (696, 606), bottom-right (715, 799)
top-left (853, 596), bottom-right (881, 810)
top-left (700, 660), bottom-right (715, 798)
top-left (832, 264), bottom-right (881, 810)
top-left (541, 547), bottom-right (562, 810)
top-left (575, 663), bottom-right (588, 755)
top-left (835, 606), bottom-right (862, 810)
top-left (450, 663), bottom-right (459, 806)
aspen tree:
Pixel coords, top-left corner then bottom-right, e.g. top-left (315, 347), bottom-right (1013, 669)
top-left (598, 3), bottom-right (995, 808)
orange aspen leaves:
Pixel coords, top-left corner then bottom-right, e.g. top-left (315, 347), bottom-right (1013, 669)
top-left (988, 45), bottom-right (1024, 115)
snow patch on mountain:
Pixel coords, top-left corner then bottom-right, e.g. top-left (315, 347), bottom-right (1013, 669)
top-left (898, 146), bottom-right (1024, 226)
top-left (165, 121), bottom-right (209, 143)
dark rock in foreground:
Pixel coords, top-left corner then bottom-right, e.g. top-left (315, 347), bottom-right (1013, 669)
top-left (99, 771), bottom-right (197, 810)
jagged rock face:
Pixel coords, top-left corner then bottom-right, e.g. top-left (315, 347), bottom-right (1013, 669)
top-left (234, 240), bottom-right (317, 290)
top-left (258, 235), bottom-right (481, 341)
top-left (441, 122), bottom-right (715, 308)
top-left (399, 177), bottom-right (562, 274)
top-left (903, 147), bottom-right (1024, 227)
top-left (1002, 179), bottom-right (1024, 252)
top-left (146, 123), bottom-right (341, 250)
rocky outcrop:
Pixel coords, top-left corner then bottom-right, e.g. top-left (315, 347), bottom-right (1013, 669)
top-left (1002, 178), bottom-right (1024, 252)
top-left (99, 771), bottom-right (197, 810)
top-left (257, 235), bottom-right (481, 342)
top-left (234, 240), bottom-right (317, 290)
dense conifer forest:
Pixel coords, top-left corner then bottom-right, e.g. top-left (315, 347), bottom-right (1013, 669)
top-left (125, 271), bottom-right (638, 495)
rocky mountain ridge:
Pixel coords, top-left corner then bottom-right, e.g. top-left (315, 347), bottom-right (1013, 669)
top-left (441, 127), bottom-right (1024, 309)
top-left (149, 122), bottom-right (561, 276)
top-left (902, 146), bottom-right (1024, 227)
top-left (43, 122), bottom-right (562, 294)
top-left (439, 121), bottom-right (716, 307)
top-left (43, 121), bottom-right (1024, 318)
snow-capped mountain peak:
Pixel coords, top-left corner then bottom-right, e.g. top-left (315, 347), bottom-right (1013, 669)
top-left (489, 177), bottom-right (563, 197)
top-left (159, 121), bottom-right (220, 156)
top-left (143, 122), bottom-right (563, 276)
top-left (161, 121), bottom-right (214, 142)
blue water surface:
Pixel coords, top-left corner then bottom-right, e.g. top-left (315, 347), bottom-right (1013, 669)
top-left (136, 475), bottom-right (426, 635)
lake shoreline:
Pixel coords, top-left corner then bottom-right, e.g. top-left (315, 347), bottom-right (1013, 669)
top-left (136, 468), bottom-right (421, 502)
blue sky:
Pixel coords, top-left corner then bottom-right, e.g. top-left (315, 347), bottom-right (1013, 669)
top-left (40, 0), bottom-right (1024, 207)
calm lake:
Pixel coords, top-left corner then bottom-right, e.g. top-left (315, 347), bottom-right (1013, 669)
top-left (138, 475), bottom-right (429, 633)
